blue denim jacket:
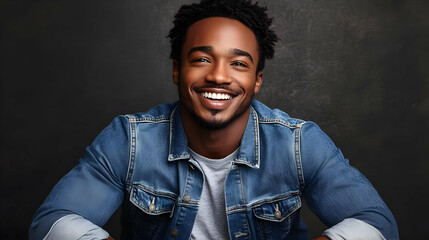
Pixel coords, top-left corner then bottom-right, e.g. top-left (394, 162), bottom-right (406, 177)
top-left (30, 100), bottom-right (398, 240)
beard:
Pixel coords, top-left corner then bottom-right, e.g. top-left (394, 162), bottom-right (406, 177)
top-left (190, 107), bottom-right (247, 130)
top-left (178, 84), bottom-right (254, 130)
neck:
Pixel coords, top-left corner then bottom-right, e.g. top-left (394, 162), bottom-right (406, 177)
top-left (181, 106), bottom-right (250, 159)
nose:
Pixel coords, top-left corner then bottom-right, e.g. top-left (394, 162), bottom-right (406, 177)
top-left (206, 61), bottom-right (232, 84)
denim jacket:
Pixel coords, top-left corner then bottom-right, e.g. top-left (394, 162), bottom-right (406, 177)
top-left (30, 100), bottom-right (398, 240)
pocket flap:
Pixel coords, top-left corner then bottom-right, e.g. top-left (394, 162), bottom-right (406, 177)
top-left (252, 194), bottom-right (301, 222)
top-left (130, 185), bottom-right (177, 215)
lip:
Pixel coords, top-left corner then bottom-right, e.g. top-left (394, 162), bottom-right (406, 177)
top-left (194, 87), bottom-right (240, 110)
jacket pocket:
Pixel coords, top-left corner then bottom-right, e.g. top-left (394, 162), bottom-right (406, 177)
top-left (124, 185), bottom-right (178, 239)
top-left (251, 192), bottom-right (302, 239)
top-left (252, 192), bottom-right (301, 222)
top-left (130, 184), bottom-right (177, 215)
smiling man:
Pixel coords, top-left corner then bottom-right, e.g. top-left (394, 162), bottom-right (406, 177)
top-left (175, 16), bottom-right (263, 159)
top-left (30, 1), bottom-right (399, 240)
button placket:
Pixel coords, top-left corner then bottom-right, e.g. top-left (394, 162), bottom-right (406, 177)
top-left (167, 160), bottom-right (204, 239)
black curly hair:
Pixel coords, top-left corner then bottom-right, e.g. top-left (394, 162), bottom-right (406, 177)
top-left (167, 0), bottom-right (278, 72)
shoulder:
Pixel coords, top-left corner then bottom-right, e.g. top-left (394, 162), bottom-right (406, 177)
top-left (252, 99), bottom-right (338, 164)
top-left (91, 102), bottom-right (179, 159)
top-left (251, 99), bottom-right (306, 128)
top-left (123, 101), bottom-right (178, 122)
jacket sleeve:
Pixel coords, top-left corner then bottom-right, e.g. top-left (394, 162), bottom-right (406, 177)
top-left (29, 115), bottom-right (131, 240)
top-left (299, 121), bottom-right (399, 240)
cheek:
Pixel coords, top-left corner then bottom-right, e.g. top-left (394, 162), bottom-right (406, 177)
top-left (181, 68), bottom-right (200, 84)
top-left (239, 75), bottom-right (257, 91)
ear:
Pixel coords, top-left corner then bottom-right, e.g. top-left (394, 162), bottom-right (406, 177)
top-left (173, 60), bottom-right (179, 85)
top-left (254, 71), bottom-right (263, 94)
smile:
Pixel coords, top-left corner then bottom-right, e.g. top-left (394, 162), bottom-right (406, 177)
top-left (200, 92), bottom-right (232, 100)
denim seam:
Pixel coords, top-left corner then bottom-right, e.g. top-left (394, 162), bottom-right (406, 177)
top-left (251, 106), bottom-right (260, 168)
top-left (168, 106), bottom-right (190, 161)
top-left (235, 107), bottom-right (260, 168)
top-left (132, 116), bottom-right (170, 122)
top-left (132, 119), bottom-right (170, 123)
top-left (258, 118), bottom-right (302, 128)
top-left (237, 166), bottom-right (246, 206)
top-left (295, 122), bottom-right (306, 192)
top-left (175, 202), bottom-right (199, 207)
top-left (125, 115), bottom-right (137, 190)
top-left (132, 184), bottom-right (178, 199)
top-left (237, 166), bottom-right (251, 239)
top-left (226, 191), bottom-right (300, 214)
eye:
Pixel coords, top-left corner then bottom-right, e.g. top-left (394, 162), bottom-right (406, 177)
top-left (231, 61), bottom-right (249, 68)
top-left (192, 58), bottom-right (210, 63)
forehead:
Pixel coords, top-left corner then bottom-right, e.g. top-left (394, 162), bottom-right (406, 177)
top-left (181, 17), bottom-right (259, 59)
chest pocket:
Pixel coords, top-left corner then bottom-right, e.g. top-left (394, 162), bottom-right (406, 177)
top-left (252, 192), bottom-right (302, 239)
top-left (130, 184), bottom-right (177, 215)
top-left (125, 184), bottom-right (177, 239)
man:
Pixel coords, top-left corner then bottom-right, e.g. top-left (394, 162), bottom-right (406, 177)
top-left (30, 0), bottom-right (399, 239)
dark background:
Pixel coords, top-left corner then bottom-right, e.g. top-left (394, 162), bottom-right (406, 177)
top-left (1, 0), bottom-right (428, 239)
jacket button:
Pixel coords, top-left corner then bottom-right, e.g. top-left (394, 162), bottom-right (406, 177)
top-left (149, 203), bottom-right (156, 212)
top-left (170, 228), bottom-right (179, 237)
top-left (183, 194), bottom-right (191, 202)
top-left (274, 210), bottom-right (282, 219)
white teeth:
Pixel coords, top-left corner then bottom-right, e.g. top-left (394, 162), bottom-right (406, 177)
top-left (201, 92), bottom-right (232, 100)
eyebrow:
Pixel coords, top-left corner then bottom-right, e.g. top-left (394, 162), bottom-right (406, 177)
top-left (231, 48), bottom-right (254, 63)
top-left (187, 46), bottom-right (254, 63)
top-left (187, 46), bottom-right (213, 57)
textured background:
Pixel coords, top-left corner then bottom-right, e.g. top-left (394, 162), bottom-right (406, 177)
top-left (1, 0), bottom-right (428, 239)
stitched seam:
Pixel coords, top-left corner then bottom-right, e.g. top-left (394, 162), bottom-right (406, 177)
top-left (175, 201), bottom-right (199, 207)
top-left (225, 191), bottom-right (300, 213)
top-left (258, 118), bottom-right (303, 128)
top-left (296, 124), bottom-right (305, 191)
top-left (132, 119), bottom-right (170, 123)
top-left (133, 184), bottom-right (178, 199)
top-left (237, 167), bottom-right (246, 206)
top-left (125, 115), bottom-right (136, 189)
top-left (251, 107), bottom-right (260, 168)
top-left (168, 156), bottom-right (190, 161)
top-left (168, 106), bottom-right (177, 158)
top-left (130, 116), bottom-right (170, 122)
top-left (237, 166), bottom-right (251, 240)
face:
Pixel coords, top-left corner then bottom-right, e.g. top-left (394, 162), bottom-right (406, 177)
top-left (173, 17), bottom-right (263, 129)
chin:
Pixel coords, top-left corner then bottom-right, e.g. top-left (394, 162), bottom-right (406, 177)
top-left (192, 112), bottom-right (233, 130)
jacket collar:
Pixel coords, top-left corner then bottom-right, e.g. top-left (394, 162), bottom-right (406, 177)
top-left (167, 101), bottom-right (260, 169)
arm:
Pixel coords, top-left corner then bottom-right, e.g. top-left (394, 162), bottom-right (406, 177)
top-left (299, 122), bottom-right (398, 240)
top-left (29, 116), bottom-right (131, 240)
top-left (43, 214), bottom-right (110, 240)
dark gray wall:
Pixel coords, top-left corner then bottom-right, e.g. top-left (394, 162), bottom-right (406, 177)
top-left (1, 0), bottom-right (428, 239)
